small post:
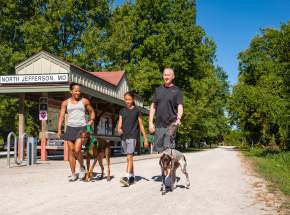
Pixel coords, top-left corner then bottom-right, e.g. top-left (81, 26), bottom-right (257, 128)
top-left (7, 132), bottom-right (17, 168)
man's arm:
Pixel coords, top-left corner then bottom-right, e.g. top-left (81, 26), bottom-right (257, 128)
top-left (149, 103), bottom-right (156, 133)
top-left (176, 104), bottom-right (183, 125)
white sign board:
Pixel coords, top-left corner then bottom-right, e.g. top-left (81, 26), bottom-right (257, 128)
top-left (0, 74), bottom-right (68, 84)
top-left (39, 111), bottom-right (48, 121)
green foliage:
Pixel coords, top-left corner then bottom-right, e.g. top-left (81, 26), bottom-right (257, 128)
top-left (0, 97), bottom-right (39, 139)
top-left (102, 0), bottom-right (229, 146)
top-left (229, 21), bottom-right (290, 149)
top-left (0, 0), bottom-right (111, 137)
top-left (224, 130), bottom-right (244, 147)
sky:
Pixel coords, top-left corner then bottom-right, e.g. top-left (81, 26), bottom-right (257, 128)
top-left (114, 0), bottom-right (290, 86)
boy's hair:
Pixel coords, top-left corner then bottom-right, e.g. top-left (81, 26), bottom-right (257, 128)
top-left (69, 82), bottom-right (80, 91)
top-left (124, 91), bottom-right (136, 106)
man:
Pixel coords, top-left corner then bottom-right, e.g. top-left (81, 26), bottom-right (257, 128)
top-left (149, 68), bottom-right (183, 152)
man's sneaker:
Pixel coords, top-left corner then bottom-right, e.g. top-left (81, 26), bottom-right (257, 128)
top-left (120, 177), bottom-right (130, 187)
top-left (129, 177), bottom-right (135, 185)
top-left (79, 166), bottom-right (86, 180)
top-left (69, 173), bottom-right (78, 182)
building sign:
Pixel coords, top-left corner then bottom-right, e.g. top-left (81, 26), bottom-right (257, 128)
top-left (39, 111), bottom-right (48, 121)
top-left (0, 74), bottom-right (68, 84)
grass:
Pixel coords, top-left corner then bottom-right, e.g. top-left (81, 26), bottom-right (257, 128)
top-left (0, 137), bottom-right (4, 151)
top-left (242, 147), bottom-right (290, 196)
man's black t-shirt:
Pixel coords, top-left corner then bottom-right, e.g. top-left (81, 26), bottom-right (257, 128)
top-left (152, 85), bottom-right (183, 128)
top-left (119, 106), bottom-right (141, 140)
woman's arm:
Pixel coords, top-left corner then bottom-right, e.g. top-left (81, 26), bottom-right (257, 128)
top-left (138, 115), bottom-right (149, 148)
top-left (57, 100), bottom-right (67, 137)
top-left (83, 98), bottom-right (95, 126)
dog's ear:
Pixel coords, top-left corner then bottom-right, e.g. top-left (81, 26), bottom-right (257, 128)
top-left (159, 154), bottom-right (165, 168)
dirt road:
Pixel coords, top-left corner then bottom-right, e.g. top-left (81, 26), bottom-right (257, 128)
top-left (0, 147), bottom-right (282, 215)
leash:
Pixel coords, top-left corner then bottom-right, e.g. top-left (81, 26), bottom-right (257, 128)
top-left (85, 125), bottom-right (98, 157)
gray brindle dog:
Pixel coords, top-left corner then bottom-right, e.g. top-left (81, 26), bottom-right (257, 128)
top-left (159, 149), bottom-right (190, 194)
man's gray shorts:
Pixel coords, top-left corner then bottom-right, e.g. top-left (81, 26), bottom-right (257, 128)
top-left (153, 123), bottom-right (178, 153)
top-left (121, 139), bottom-right (137, 155)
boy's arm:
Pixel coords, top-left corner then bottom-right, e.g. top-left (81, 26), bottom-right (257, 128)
top-left (117, 115), bottom-right (123, 135)
top-left (149, 103), bottom-right (156, 133)
top-left (138, 115), bottom-right (149, 148)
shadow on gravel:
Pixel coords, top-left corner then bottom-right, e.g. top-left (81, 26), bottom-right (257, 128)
top-left (7, 163), bottom-right (46, 168)
top-left (151, 175), bottom-right (180, 182)
top-left (176, 185), bottom-right (189, 189)
top-left (73, 172), bottom-right (115, 182)
top-left (135, 176), bottom-right (150, 182)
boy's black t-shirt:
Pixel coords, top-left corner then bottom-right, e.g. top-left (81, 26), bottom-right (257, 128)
top-left (152, 85), bottom-right (183, 128)
top-left (119, 106), bottom-right (141, 140)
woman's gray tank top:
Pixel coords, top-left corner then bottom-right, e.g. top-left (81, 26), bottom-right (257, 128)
top-left (67, 99), bottom-right (87, 127)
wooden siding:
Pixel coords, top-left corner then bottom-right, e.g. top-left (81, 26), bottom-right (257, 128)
top-left (13, 51), bottom-right (144, 107)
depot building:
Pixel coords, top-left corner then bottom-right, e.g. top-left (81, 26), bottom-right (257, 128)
top-left (0, 51), bottom-right (150, 160)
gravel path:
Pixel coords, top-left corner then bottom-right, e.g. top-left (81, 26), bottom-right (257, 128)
top-left (0, 147), bottom-right (280, 215)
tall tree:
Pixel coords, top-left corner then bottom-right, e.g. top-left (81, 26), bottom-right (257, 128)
top-left (102, 0), bottom-right (229, 146)
top-left (230, 21), bottom-right (290, 149)
top-left (0, 0), bottom-right (111, 137)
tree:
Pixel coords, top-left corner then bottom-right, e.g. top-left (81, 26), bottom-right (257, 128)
top-left (229, 21), bottom-right (290, 149)
top-left (102, 0), bottom-right (229, 146)
top-left (0, 0), bottom-right (111, 137)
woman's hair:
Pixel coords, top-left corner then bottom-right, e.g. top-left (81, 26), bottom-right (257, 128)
top-left (124, 91), bottom-right (136, 106)
top-left (69, 82), bottom-right (80, 91)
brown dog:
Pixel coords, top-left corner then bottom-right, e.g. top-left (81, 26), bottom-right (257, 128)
top-left (80, 131), bottom-right (111, 181)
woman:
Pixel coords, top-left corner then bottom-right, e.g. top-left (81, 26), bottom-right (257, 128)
top-left (57, 83), bottom-right (95, 181)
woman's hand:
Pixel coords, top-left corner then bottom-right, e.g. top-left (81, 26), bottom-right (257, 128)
top-left (57, 130), bottom-right (62, 139)
top-left (144, 138), bottom-right (149, 149)
top-left (87, 119), bottom-right (94, 126)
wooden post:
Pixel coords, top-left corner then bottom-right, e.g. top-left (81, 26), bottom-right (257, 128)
top-left (18, 94), bottom-right (25, 159)
top-left (40, 93), bottom-right (48, 161)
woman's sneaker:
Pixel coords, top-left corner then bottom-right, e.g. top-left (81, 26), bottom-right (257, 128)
top-left (69, 173), bottom-right (78, 182)
top-left (120, 177), bottom-right (130, 187)
top-left (79, 166), bottom-right (86, 180)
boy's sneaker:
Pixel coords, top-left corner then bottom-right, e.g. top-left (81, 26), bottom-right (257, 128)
top-left (129, 177), bottom-right (135, 185)
top-left (79, 166), bottom-right (86, 180)
top-left (120, 177), bottom-right (130, 187)
top-left (69, 173), bottom-right (78, 182)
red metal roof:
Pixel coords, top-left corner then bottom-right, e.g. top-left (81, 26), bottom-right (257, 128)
top-left (92, 71), bottom-right (125, 86)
